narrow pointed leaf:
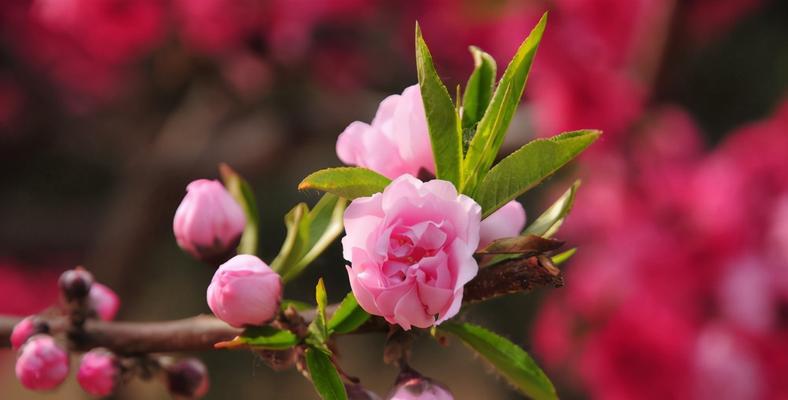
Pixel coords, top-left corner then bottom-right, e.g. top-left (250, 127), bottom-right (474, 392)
top-left (270, 203), bottom-right (309, 274)
top-left (307, 278), bottom-right (330, 351)
top-left (299, 167), bottom-right (391, 200)
top-left (440, 322), bottom-right (556, 400)
top-left (551, 248), bottom-right (576, 265)
top-left (462, 46), bottom-right (497, 130)
top-left (219, 163), bottom-right (260, 255)
top-left (283, 194), bottom-right (347, 282)
top-left (523, 180), bottom-right (580, 238)
top-left (214, 326), bottom-right (298, 350)
top-left (328, 292), bottom-right (370, 334)
top-left (462, 13), bottom-right (547, 194)
top-left (476, 130), bottom-right (600, 218)
top-left (305, 347), bottom-right (348, 400)
top-left (416, 23), bottom-right (463, 185)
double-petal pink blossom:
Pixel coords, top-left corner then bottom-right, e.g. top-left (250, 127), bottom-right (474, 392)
top-left (343, 175), bottom-right (481, 330)
top-left (336, 84), bottom-right (435, 180)
top-left (336, 84), bottom-right (526, 250)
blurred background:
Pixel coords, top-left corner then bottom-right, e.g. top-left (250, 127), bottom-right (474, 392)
top-left (1, 0), bottom-right (787, 398)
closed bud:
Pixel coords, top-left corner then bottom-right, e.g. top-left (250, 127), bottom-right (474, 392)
top-left (10, 316), bottom-right (48, 350)
top-left (15, 335), bottom-right (69, 391)
top-left (207, 255), bottom-right (282, 328)
top-left (59, 268), bottom-right (94, 302)
top-left (387, 369), bottom-right (453, 400)
top-left (77, 349), bottom-right (119, 397)
top-left (166, 358), bottom-right (209, 399)
top-left (88, 283), bottom-right (120, 321)
top-left (173, 179), bottom-right (246, 264)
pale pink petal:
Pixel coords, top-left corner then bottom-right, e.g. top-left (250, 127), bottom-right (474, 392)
top-left (479, 200), bottom-right (527, 248)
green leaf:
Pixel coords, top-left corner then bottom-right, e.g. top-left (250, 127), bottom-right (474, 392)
top-left (415, 23), bottom-right (463, 185)
top-left (270, 194), bottom-right (347, 283)
top-left (462, 46), bottom-right (497, 131)
top-left (270, 203), bottom-right (309, 274)
top-left (523, 181), bottom-right (580, 238)
top-left (299, 167), bottom-right (391, 200)
top-left (315, 278), bottom-right (328, 322)
top-left (215, 325), bottom-right (298, 350)
top-left (440, 322), bottom-right (556, 400)
top-left (476, 130), bottom-right (601, 218)
top-left (461, 13), bottom-right (547, 195)
top-left (283, 194), bottom-right (346, 282)
top-left (307, 278), bottom-right (330, 352)
top-left (328, 292), bottom-right (370, 334)
top-left (551, 248), bottom-right (576, 265)
top-left (305, 347), bottom-right (348, 400)
top-left (219, 163), bottom-right (260, 255)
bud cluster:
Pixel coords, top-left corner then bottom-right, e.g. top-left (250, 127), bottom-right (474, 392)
top-left (11, 267), bottom-right (211, 398)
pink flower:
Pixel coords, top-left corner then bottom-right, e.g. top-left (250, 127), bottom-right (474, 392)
top-left (388, 370), bottom-right (454, 400)
top-left (15, 335), bottom-right (69, 391)
top-left (336, 84), bottom-right (524, 249)
top-left (89, 283), bottom-right (120, 321)
top-left (343, 175), bottom-right (481, 330)
top-left (173, 179), bottom-right (246, 263)
top-left (77, 349), bottom-right (119, 397)
top-left (10, 317), bottom-right (38, 350)
top-left (336, 85), bottom-right (434, 180)
top-left (478, 200), bottom-right (526, 248)
top-left (206, 255), bottom-right (282, 328)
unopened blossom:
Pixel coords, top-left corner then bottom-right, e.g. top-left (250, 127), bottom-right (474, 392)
top-left (10, 317), bottom-right (39, 350)
top-left (59, 268), bottom-right (94, 302)
top-left (206, 255), bottom-right (282, 328)
top-left (89, 283), bottom-right (120, 321)
top-left (173, 179), bottom-right (246, 263)
top-left (15, 335), bottom-right (69, 391)
top-left (343, 175), bottom-right (481, 330)
top-left (166, 358), bottom-right (210, 399)
top-left (77, 349), bottom-right (119, 397)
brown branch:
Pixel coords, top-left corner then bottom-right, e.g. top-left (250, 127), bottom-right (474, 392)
top-left (0, 262), bottom-right (562, 353)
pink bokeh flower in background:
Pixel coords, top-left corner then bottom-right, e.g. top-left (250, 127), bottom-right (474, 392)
top-left (534, 102), bottom-right (788, 399)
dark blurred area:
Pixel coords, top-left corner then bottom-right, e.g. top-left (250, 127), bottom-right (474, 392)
top-left (1, 0), bottom-right (787, 398)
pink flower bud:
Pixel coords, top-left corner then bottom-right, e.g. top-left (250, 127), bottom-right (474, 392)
top-left (59, 268), bottom-right (94, 302)
top-left (11, 317), bottom-right (40, 350)
top-left (206, 255), bottom-right (282, 328)
top-left (343, 175), bottom-right (481, 330)
top-left (387, 370), bottom-right (453, 400)
top-left (478, 200), bottom-right (527, 248)
top-left (89, 283), bottom-right (120, 321)
top-left (337, 84), bottom-right (435, 180)
top-left (166, 358), bottom-right (209, 399)
top-left (173, 179), bottom-right (246, 263)
top-left (77, 349), bottom-right (119, 397)
top-left (15, 335), bottom-right (69, 391)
